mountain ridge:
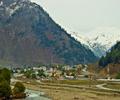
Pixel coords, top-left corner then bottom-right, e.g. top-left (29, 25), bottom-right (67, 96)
top-left (0, 0), bottom-right (98, 66)
top-left (70, 31), bottom-right (120, 57)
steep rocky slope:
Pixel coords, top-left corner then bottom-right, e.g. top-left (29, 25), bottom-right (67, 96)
top-left (0, 0), bottom-right (98, 66)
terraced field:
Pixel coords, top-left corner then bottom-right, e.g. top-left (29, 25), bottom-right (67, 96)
top-left (16, 79), bottom-right (120, 100)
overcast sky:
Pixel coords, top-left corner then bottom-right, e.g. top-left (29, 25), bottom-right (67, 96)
top-left (31, 0), bottom-right (120, 34)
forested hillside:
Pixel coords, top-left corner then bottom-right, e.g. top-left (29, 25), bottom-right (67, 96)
top-left (0, 0), bottom-right (98, 66)
top-left (99, 41), bottom-right (120, 67)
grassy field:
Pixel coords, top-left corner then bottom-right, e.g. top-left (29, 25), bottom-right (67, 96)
top-left (104, 83), bottom-right (120, 90)
top-left (42, 79), bottom-right (104, 86)
top-left (23, 81), bottom-right (120, 100)
top-left (16, 78), bottom-right (120, 100)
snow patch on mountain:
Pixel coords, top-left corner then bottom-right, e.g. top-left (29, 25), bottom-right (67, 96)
top-left (6, 4), bottom-right (20, 16)
top-left (0, 1), bottom-right (3, 6)
top-left (70, 27), bottom-right (120, 57)
top-left (70, 32), bottom-right (90, 46)
top-left (1, 0), bottom-right (31, 16)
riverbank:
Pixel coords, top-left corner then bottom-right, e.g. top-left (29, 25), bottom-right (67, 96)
top-left (24, 89), bottom-right (50, 100)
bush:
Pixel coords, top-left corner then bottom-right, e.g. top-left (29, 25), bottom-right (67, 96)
top-left (13, 82), bottom-right (25, 94)
top-left (0, 68), bottom-right (11, 98)
top-left (24, 70), bottom-right (33, 78)
top-left (38, 70), bottom-right (46, 78)
top-left (0, 68), bottom-right (11, 84)
top-left (0, 80), bottom-right (11, 98)
top-left (116, 73), bottom-right (120, 79)
top-left (31, 73), bottom-right (36, 79)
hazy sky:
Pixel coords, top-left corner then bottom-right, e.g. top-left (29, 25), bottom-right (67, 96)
top-left (31, 0), bottom-right (120, 34)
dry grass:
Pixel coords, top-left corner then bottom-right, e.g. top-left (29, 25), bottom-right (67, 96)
top-left (42, 79), bottom-right (104, 86)
top-left (23, 81), bottom-right (120, 100)
top-left (105, 83), bottom-right (120, 90)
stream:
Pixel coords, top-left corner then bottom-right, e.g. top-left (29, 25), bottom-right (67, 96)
top-left (23, 89), bottom-right (51, 100)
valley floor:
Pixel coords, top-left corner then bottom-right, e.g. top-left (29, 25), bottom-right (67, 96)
top-left (18, 79), bottom-right (120, 100)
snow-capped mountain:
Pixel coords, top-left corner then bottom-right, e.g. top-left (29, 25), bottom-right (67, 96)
top-left (70, 32), bottom-right (90, 47)
top-left (0, 0), bottom-right (98, 66)
top-left (70, 31), bottom-right (120, 58)
top-left (88, 33), bottom-right (120, 57)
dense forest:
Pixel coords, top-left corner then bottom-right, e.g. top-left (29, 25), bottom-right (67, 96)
top-left (99, 41), bottom-right (120, 67)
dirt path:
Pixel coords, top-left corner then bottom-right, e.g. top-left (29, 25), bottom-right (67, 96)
top-left (96, 83), bottom-right (120, 92)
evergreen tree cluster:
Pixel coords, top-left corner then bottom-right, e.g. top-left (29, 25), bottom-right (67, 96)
top-left (0, 68), bottom-right (26, 99)
top-left (0, 68), bottom-right (11, 99)
top-left (99, 41), bottom-right (120, 67)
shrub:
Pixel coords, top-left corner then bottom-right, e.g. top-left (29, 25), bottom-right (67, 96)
top-left (0, 68), bottom-right (11, 98)
top-left (0, 80), bottom-right (11, 98)
top-left (0, 68), bottom-right (11, 84)
top-left (116, 72), bottom-right (120, 79)
top-left (13, 82), bottom-right (25, 94)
